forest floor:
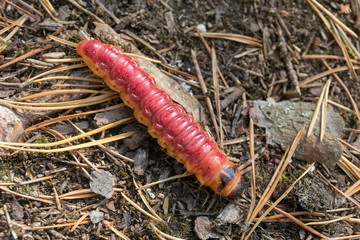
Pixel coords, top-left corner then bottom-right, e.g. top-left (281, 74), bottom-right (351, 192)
top-left (1, 0), bottom-right (360, 239)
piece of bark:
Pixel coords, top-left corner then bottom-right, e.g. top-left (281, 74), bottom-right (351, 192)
top-left (220, 87), bottom-right (246, 110)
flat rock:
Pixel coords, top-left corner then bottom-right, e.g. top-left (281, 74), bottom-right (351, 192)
top-left (90, 170), bottom-right (115, 199)
top-left (250, 100), bottom-right (344, 165)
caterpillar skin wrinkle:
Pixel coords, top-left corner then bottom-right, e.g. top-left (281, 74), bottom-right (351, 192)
top-left (77, 40), bottom-right (244, 198)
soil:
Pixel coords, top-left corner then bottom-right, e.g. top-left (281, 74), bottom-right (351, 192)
top-left (1, 0), bottom-right (360, 239)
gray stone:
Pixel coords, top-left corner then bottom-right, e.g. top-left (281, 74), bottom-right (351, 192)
top-left (90, 170), bottom-right (115, 199)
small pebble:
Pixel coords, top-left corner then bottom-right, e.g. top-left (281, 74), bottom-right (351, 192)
top-left (90, 209), bottom-right (104, 224)
top-left (196, 23), bottom-right (207, 32)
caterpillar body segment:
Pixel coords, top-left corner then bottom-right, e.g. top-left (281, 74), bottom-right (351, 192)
top-left (77, 40), bottom-right (244, 198)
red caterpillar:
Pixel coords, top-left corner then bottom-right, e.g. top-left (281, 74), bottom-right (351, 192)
top-left (77, 40), bottom-right (244, 198)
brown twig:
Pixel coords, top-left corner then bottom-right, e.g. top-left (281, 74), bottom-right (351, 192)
top-left (322, 60), bottom-right (360, 121)
top-left (17, 0), bottom-right (43, 17)
top-left (0, 44), bottom-right (53, 70)
top-left (272, 206), bottom-right (330, 239)
top-left (299, 65), bottom-right (360, 87)
top-left (191, 49), bottom-right (220, 140)
top-left (70, 212), bottom-right (90, 232)
top-left (0, 175), bottom-right (56, 186)
top-left (67, 0), bottom-right (104, 23)
top-left (0, 186), bottom-right (54, 204)
top-left (194, 26), bottom-right (230, 89)
top-left (122, 30), bottom-right (167, 63)
top-left (245, 117), bottom-right (256, 224)
top-left (94, 0), bottom-right (120, 24)
top-left (212, 48), bottom-right (222, 144)
top-left (159, 63), bottom-right (198, 81)
top-left (277, 24), bottom-right (300, 94)
top-left (318, 171), bottom-right (360, 209)
top-left (4, 0), bottom-right (39, 21)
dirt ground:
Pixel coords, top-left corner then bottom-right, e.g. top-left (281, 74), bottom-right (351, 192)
top-left (1, 0), bottom-right (360, 239)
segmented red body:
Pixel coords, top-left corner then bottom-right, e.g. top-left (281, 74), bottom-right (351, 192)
top-left (77, 40), bottom-right (244, 198)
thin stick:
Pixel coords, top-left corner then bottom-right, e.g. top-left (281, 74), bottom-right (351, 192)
top-left (318, 171), bottom-right (360, 208)
top-left (4, 205), bottom-right (18, 239)
top-left (150, 223), bottom-right (186, 240)
top-left (309, 0), bottom-right (358, 38)
top-left (70, 212), bottom-right (90, 232)
top-left (272, 206), bottom-right (329, 239)
top-left (0, 117), bottom-right (132, 148)
top-left (0, 45), bottom-right (53, 70)
top-left (17, 89), bottom-right (113, 101)
top-left (212, 48), bottom-right (222, 143)
top-left (245, 162), bottom-right (318, 240)
top-left (0, 186), bottom-right (54, 204)
top-left (320, 80), bottom-right (331, 142)
top-left (26, 103), bottom-right (124, 131)
top-left (48, 35), bottom-right (77, 48)
top-left (245, 117), bottom-right (256, 223)
top-left (4, 0), bottom-right (39, 21)
top-left (104, 220), bottom-right (130, 240)
top-left (194, 26), bottom-right (229, 89)
top-left (13, 219), bottom-right (90, 230)
top-left (0, 132), bottom-right (135, 153)
top-left (0, 175), bottom-right (56, 186)
top-left (2, 15), bottom-right (28, 43)
top-left (307, 80), bottom-right (330, 137)
top-left (299, 66), bottom-right (359, 87)
top-left (139, 172), bottom-right (192, 190)
top-left (22, 63), bottom-right (87, 85)
top-left (121, 192), bottom-right (159, 221)
top-left (33, 76), bottom-right (103, 83)
top-left (17, 0), bottom-right (43, 17)
top-left (67, 0), bottom-right (104, 23)
top-left (133, 179), bottom-right (162, 221)
top-left (191, 49), bottom-right (219, 139)
top-left (322, 60), bottom-right (360, 121)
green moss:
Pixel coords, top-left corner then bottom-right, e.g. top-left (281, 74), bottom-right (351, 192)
top-left (155, 215), bottom-right (192, 238)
